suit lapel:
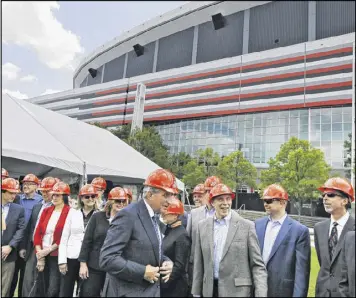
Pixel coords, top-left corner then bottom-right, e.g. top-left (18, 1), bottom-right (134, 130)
top-left (256, 217), bottom-right (269, 253)
top-left (331, 216), bottom-right (355, 265)
top-left (205, 217), bottom-right (214, 262)
top-left (220, 211), bottom-right (240, 261)
top-left (137, 200), bottom-right (160, 264)
top-left (5, 204), bottom-right (13, 225)
top-left (267, 215), bottom-right (292, 264)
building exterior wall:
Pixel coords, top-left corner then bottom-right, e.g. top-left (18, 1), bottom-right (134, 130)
top-left (27, 1), bottom-right (355, 173)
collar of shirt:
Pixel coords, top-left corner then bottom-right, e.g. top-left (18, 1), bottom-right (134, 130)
top-left (20, 193), bottom-right (43, 201)
top-left (331, 212), bottom-right (350, 228)
top-left (143, 199), bottom-right (155, 218)
top-left (1, 202), bottom-right (11, 208)
top-left (268, 212), bottom-right (288, 225)
top-left (205, 205), bottom-right (215, 216)
top-left (42, 201), bottom-right (52, 207)
top-left (214, 210), bottom-right (232, 226)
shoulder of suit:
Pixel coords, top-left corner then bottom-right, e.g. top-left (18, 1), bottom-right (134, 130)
top-left (314, 218), bottom-right (330, 230)
top-left (197, 216), bottom-right (210, 229)
top-left (10, 203), bottom-right (25, 212)
top-left (190, 205), bottom-right (204, 216)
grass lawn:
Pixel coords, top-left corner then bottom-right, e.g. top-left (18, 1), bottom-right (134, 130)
top-left (308, 247), bottom-right (320, 297)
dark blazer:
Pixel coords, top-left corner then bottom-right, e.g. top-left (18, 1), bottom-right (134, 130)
top-left (99, 199), bottom-right (170, 297)
top-left (1, 203), bottom-right (26, 262)
top-left (255, 215), bottom-right (311, 297)
top-left (314, 215), bottom-right (355, 297)
top-left (161, 224), bottom-right (191, 297)
top-left (21, 203), bottom-right (42, 260)
top-left (339, 231), bottom-right (355, 297)
top-left (78, 211), bottom-right (110, 271)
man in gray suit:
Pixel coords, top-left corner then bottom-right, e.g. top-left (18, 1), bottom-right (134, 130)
top-left (187, 177), bottom-right (221, 293)
top-left (314, 177), bottom-right (355, 297)
top-left (99, 169), bottom-right (177, 297)
top-left (192, 184), bottom-right (267, 297)
top-left (339, 231), bottom-right (355, 297)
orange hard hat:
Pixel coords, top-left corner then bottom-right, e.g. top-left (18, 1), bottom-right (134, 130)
top-left (79, 184), bottom-right (98, 197)
top-left (144, 169), bottom-right (179, 194)
top-left (262, 184), bottom-right (289, 201)
top-left (91, 177), bottom-right (107, 191)
top-left (51, 182), bottom-right (70, 195)
top-left (192, 184), bottom-right (205, 194)
top-left (2, 168), bottom-right (9, 179)
top-left (209, 183), bottom-right (235, 201)
top-left (108, 187), bottom-right (128, 201)
top-left (204, 176), bottom-right (222, 191)
top-left (2, 178), bottom-right (20, 193)
top-left (165, 198), bottom-right (184, 215)
top-left (22, 174), bottom-right (40, 185)
top-left (124, 188), bottom-right (133, 201)
top-left (38, 177), bottom-right (57, 191)
top-left (318, 177), bottom-right (354, 202)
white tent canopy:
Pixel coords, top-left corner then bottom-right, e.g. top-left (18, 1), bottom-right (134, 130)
top-left (1, 94), bottom-right (184, 190)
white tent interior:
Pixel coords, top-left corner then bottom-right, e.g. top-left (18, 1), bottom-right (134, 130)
top-left (1, 94), bottom-right (184, 191)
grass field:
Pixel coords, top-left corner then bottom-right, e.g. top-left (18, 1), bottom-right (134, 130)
top-left (14, 247), bottom-right (320, 297)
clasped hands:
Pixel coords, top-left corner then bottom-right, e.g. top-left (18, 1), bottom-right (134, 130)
top-left (144, 261), bottom-right (173, 284)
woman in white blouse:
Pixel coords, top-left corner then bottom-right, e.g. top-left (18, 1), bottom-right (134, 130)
top-left (58, 185), bottom-right (85, 297)
top-left (34, 182), bottom-right (72, 297)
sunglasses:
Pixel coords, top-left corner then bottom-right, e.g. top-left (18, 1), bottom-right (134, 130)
top-left (114, 199), bottom-right (127, 204)
top-left (322, 192), bottom-right (341, 198)
top-left (82, 195), bottom-right (97, 199)
top-left (263, 198), bottom-right (281, 204)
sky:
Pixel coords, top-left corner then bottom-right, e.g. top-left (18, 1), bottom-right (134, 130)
top-left (2, 1), bottom-right (187, 100)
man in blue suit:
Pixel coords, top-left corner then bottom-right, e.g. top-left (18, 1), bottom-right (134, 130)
top-left (255, 184), bottom-right (311, 297)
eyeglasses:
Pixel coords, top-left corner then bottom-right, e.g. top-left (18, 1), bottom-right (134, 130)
top-left (263, 198), bottom-right (281, 204)
top-left (114, 199), bottom-right (127, 204)
top-left (82, 195), bottom-right (97, 199)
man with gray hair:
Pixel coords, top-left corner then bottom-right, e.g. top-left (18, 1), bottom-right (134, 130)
top-left (100, 169), bottom-right (177, 297)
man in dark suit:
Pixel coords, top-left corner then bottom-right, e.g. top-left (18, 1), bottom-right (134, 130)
top-left (255, 184), bottom-right (311, 297)
top-left (314, 177), bottom-right (355, 297)
top-left (100, 169), bottom-right (177, 297)
top-left (1, 178), bottom-right (26, 297)
top-left (339, 231), bottom-right (355, 297)
top-left (21, 177), bottom-right (56, 297)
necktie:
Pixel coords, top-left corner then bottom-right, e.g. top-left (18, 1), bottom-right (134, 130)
top-left (328, 222), bottom-right (338, 260)
top-left (152, 214), bottom-right (162, 264)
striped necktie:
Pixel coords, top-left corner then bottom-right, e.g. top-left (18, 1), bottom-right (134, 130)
top-left (152, 214), bottom-right (162, 265)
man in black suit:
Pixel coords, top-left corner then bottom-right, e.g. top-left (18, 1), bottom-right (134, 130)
top-left (1, 178), bottom-right (26, 297)
top-left (21, 177), bottom-right (56, 297)
top-left (339, 231), bottom-right (355, 297)
top-left (100, 169), bottom-right (177, 297)
top-left (314, 178), bottom-right (355, 297)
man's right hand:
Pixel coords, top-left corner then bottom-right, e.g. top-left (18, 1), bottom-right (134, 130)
top-left (144, 265), bottom-right (160, 283)
top-left (19, 249), bottom-right (26, 259)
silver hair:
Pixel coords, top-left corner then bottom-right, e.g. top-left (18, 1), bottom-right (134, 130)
top-left (142, 186), bottom-right (161, 200)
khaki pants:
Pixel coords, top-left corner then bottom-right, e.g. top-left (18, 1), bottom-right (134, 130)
top-left (1, 260), bottom-right (16, 297)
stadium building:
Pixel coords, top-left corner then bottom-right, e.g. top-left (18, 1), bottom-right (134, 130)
top-left (28, 1), bottom-right (355, 177)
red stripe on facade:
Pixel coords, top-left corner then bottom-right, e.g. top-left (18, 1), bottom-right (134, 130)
top-left (96, 86), bottom-right (127, 96)
top-left (92, 108), bottom-right (134, 117)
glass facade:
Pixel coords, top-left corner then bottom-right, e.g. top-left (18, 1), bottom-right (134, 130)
top-left (153, 106), bottom-right (352, 169)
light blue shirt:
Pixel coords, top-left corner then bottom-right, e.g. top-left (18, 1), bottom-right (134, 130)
top-left (213, 211), bottom-right (231, 279)
top-left (262, 213), bottom-right (288, 264)
top-left (205, 206), bottom-right (215, 218)
top-left (1, 202), bottom-right (11, 235)
top-left (19, 193), bottom-right (43, 223)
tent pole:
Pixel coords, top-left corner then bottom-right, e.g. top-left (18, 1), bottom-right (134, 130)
top-left (83, 162), bottom-right (87, 186)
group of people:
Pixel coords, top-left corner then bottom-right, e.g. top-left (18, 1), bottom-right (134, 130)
top-left (1, 166), bottom-right (355, 297)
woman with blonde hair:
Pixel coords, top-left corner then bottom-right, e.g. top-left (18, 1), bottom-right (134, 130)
top-left (78, 184), bottom-right (99, 228)
top-left (78, 187), bottom-right (129, 297)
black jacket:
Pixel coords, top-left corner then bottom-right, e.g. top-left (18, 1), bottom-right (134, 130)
top-left (161, 224), bottom-right (191, 297)
top-left (1, 203), bottom-right (26, 262)
top-left (78, 211), bottom-right (110, 271)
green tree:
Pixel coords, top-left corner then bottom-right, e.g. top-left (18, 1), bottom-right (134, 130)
top-left (181, 159), bottom-right (206, 189)
top-left (110, 124), bottom-right (132, 141)
top-left (126, 125), bottom-right (172, 169)
top-left (90, 122), bottom-right (107, 129)
top-left (260, 137), bottom-right (331, 219)
top-left (195, 147), bottom-right (220, 176)
top-left (169, 152), bottom-right (192, 179)
top-left (217, 150), bottom-right (257, 191)
top-left (344, 132), bottom-right (354, 179)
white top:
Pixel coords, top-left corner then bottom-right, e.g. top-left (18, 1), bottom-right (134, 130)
top-left (33, 202), bottom-right (52, 242)
top-left (329, 212), bottom-right (350, 240)
top-left (58, 208), bottom-right (85, 264)
top-left (262, 212), bottom-right (288, 264)
top-left (42, 210), bottom-right (61, 249)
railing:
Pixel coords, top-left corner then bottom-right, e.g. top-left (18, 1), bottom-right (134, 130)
top-left (237, 204), bottom-right (245, 213)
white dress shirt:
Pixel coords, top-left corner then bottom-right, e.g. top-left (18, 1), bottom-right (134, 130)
top-left (329, 212), bottom-right (350, 240)
top-left (143, 199), bottom-right (155, 218)
top-left (262, 213), bottom-right (288, 264)
top-left (42, 210), bottom-right (61, 249)
top-left (213, 211), bottom-right (232, 279)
